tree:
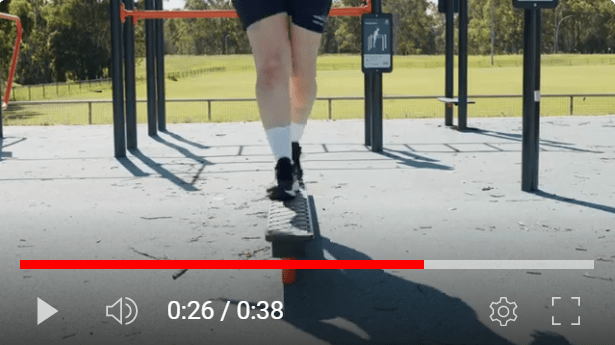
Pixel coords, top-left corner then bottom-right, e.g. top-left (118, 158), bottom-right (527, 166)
top-left (46, 0), bottom-right (111, 81)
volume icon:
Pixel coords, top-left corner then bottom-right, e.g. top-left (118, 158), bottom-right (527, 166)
top-left (105, 297), bottom-right (138, 325)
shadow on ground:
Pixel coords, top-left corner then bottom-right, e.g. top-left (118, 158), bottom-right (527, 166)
top-left (127, 148), bottom-right (198, 191)
top-left (465, 128), bottom-right (602, 153)
top-left (380, 148), bottom-right (453, 170)
top-left (529, 331), bottom-right (574, 345)
top-left (160, 130), bottom-right (210, 150)
top-left (282, 239), bottom-right (513, 344)
top-left (222, 197), bottom-right (576, 345)
top-left (534, 190), bottom-right (615, 214)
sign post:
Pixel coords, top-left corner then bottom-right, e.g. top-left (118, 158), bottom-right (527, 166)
top-left (513, 0), bottom-right (558, 192)
top-left (0, 49), bottom-right (3, 139)
top-left (362, 9), bottom-right (392, 152)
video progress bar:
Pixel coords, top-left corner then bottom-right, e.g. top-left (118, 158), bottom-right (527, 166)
top-left (20, 260), bottom-right (594, 270)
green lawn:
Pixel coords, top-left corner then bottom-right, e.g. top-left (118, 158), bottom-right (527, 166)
top-left (4, 54), bottom-right (615, 125)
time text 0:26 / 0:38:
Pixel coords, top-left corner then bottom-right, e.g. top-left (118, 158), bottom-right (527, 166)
top-left (168, 301), bottom-right (284, 321)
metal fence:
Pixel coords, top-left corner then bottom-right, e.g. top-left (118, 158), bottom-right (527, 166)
top-left (8, 55), bottom-right (615, 102)
top-left (7, 66), bottom-right (241, 101)
top-left (2, 94), bottom-right (614, 126)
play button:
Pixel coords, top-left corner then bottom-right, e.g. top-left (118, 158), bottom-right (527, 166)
top-left (37, 298), bottom-right (58, 325)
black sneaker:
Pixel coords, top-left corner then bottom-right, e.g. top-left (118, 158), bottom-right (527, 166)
top-left (292, 142), bottom-right (303, 181)
top-left (267, 157), bottom-right (296, 201)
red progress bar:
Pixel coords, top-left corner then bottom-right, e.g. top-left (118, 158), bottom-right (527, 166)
top-left (20, 260), bottom-right (424, 270)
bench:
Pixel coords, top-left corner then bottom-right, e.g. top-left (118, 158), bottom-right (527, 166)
top-left (266, 182), bottom-right (315, 284)
top-left (437, 97), bottom-right (476, 106)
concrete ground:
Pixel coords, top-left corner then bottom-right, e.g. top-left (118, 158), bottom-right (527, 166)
top-left (1, 116), bottom-right (614, 345)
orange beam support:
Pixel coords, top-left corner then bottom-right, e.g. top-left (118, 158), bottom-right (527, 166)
top-left (0, 12), bottom-right (22, 107)
top-left (120, 0), bottom-right (371, 24)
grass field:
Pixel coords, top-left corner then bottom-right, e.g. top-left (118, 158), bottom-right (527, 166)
top-left (4, 54), bottom-right (615, 125)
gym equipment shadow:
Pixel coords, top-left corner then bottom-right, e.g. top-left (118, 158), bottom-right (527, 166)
top-left (533, 190), bottom-right (615, 215)
top-left (0, 137), bottom-right (26, 162)
top-left (120, 131), bottom-right (214, 191)
top-left (221, 197), bottom-right (576, 345)
top-left (125, 147), bottom-right (199, 192)
top-left (460, 127), bottom-right (602, 154)
top-left (379, 148), bottom-right (452, 170)
top-left (282, 196), bottom-right (510, 344)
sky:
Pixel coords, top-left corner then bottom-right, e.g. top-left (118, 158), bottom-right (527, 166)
top-left (163, 0), bottom-right (185, 10)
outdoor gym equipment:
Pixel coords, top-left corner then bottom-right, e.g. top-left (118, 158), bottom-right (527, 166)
top-left (0, 12), bottom-right (22, 138)
top-left (109, 0), bottom-right (380, 285)
top-left (110, 0), bottom-right (379, 159)
top-left (514, 0), bottom-right (558, 191)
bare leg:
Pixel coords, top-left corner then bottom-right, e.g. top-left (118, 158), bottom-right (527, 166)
top-left (246, 14), bottom-right (297, 200)
top-left (246, 13), bottom-right (292, 130)
top-left (289, 25), bottom-right (323, 128)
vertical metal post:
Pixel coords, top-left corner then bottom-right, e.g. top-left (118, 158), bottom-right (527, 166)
top-left (370, 0), bottom-right (383, 153)
top-left (458, 0), bottom-right (468, 130)
top-left (207, 100), bottom-right (211, 121)
top-left (444, 0), bottom-right (454, 126)
top-left (145, 0), bottom-right (157, 137)
top-left (124, 0), bottom-right (137, 150)
top-left (155, 0), bottom-right (166, 131)
top-left (0, 48), bottom-right (3, 138)
top-left (371, 70), bottom-right (383, 152)
top-left (88, 102), bottom-right (92, 125)
top-left (328, 98), bottom-right (332, 120)
top-left (110, 0), bottom-right (126, 158)
top-left (521, 9), bottom-right (540, 192)
top-left (569, 96), bottom-right (573, 115)
top-left (364, 73), bottom-right (372, 146)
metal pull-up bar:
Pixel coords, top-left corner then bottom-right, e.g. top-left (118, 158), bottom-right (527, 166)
top-left (0, 12), bottom-right (22, 108)
top-left (111, 0), bottom-right (376, 158)
top-left (120, 0), bottom-right (372, 24)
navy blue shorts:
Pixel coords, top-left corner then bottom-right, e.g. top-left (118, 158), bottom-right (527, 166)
top-left (231, 0), bottom-right (333, 34)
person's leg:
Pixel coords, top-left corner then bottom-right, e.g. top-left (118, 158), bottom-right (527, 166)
top-left (289, 25), bottom-right (322, 140)
top-left (232, 0), bottom-right (296, 199)
top-left (287, 0), bottom-right (332, 179)
top-left (246, 13), bottom-right (293, 160)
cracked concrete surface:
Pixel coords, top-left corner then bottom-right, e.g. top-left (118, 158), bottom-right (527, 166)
top-left (1, 117), bottom-right (614, 344)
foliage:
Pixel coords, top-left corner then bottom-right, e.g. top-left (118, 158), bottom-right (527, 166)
top-left (1, 0), bottom-right (614, 87)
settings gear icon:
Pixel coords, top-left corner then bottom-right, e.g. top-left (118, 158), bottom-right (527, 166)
top-left (489, 297), bottom-right (518, 326)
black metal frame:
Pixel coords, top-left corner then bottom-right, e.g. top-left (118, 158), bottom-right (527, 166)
top-left (0, 48), bottom-right (3, 139)
top-left (442, 0), bottom-right (469, 130)
top-left (155, 0), bottom-right (166, 132)
top-left (110, 0), bottom-right (126, 157)
top-left (112, 0), bottom-right (167, 157)
top-left (111, 0), bottom-right (383, 156)
top-left (145, 0), bottom-right (157, 137)
top-left (457, 0), bottom-right (469, 130)
top-left (124, 0), bottom-right (137, 150)
top-left (444, 0), bottom-right (455, 126)
top-left (362, 0), bottom-right (385, 152)
top-left (521, 9), bottom-right (542, 191)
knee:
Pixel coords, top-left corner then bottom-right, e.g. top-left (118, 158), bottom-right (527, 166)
top-left (256, 52), bottom-right (288, 89)
top-left (291, 74), bottom-right (316, 97)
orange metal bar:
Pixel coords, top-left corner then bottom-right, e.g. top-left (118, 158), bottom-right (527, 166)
top-left (0, 12), bottom-right (22, 107)
top-left (120, 0), bottom-right (371, 24)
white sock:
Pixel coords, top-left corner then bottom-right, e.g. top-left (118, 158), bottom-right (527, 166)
top-left (265, 126), bottom-right (291, 161)
top-left (291, 122), bottom-right (306, 143)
